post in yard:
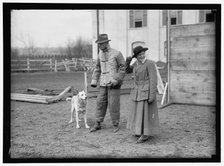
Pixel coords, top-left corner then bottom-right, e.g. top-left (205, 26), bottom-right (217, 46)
top-left (166, 10), bottom-right (171, 104)
top-left (54, 59), bottom-right (58, 72)
top-left (49, 58), bottom-right (53, 72)
top-left (27, 58), bottom-right (30, 72)
top-left (84, 70), bottom-right (88, 94)
top-left (72, 58), bottom-right (78, 71)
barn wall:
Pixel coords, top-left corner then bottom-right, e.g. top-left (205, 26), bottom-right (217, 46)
top-left (170, 23), bottom-right (216, 106)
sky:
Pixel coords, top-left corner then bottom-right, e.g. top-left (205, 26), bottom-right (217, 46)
top-left (11, 10), bottom-right (93, 48)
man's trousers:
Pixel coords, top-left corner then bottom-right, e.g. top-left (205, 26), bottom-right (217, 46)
top-left (95, 86), bottom-right (120, 126)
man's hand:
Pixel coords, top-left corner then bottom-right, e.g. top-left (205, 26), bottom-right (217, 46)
top-left (90, 80), bottom-right (97, 88)
top-left (108, 79), bottom-right (118, 87)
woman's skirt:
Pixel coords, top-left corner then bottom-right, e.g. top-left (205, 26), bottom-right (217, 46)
top-left (127, 99), bottom-right (159, 136)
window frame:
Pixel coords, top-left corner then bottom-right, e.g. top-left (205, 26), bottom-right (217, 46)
top-left (199, 10), bottom-right (214, 23)
top-left (129, 10), bottom-right (147, 29)
top-left (162, 10), bottom-right (183, 26)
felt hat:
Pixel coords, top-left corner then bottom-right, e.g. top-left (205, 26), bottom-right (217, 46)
top-left (95, 34), bottom-right (111, 44)
top-left (132, 46), bottom-right (148, 58)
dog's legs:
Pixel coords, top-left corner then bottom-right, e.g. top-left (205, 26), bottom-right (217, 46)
top-left (68, 105), bottom-right (74, 124)
top-left (84, 112), bottom-right (90, 128)
top-left (75, 110), bottom-right (80, 129)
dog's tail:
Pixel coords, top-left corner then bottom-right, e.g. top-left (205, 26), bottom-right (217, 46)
top-left (66, 97), bottom-right (72, 102)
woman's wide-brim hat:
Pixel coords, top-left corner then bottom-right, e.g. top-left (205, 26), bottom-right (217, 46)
top-left (132, 46), bottom-right (148, 58)
top-left (95, 34), bottom-right (111, 44)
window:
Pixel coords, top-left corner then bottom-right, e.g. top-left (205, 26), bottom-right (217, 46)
top-left (199, 10), bottom-right (215, 23)
top-left (129, 10), bottom-right (147, 28)
top-left (162, 10), bottom-right (182, 26)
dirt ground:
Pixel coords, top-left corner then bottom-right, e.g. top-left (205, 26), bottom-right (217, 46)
top-left (9, 72), bottom-right (216, 159)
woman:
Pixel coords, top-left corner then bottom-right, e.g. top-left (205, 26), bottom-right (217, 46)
top-left (127, 46), bottom-right (159, 143)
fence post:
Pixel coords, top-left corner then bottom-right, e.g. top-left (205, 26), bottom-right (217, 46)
top-left (63, 60), bottom-right (69, 71)
top-left (84, 71), bottom-right (88, 94)
top-left (27, 58), bottom-right (30, 72)
top-left (54, 59), bottom-right (58, 72)
top-left (66, 59), bottom-right (70, 71)
top-left (73, 58), bottom-right (77, 71)
top-left (49, 58), bottom-right (53, 72)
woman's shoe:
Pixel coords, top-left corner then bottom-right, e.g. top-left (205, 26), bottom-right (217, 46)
top-left (136, 135), bottom-right (149, 143)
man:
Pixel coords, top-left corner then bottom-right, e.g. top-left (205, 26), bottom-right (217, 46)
top-left (90, 34), bottom-right (125, 133)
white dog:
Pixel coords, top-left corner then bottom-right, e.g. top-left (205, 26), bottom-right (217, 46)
top-left (66, 90), bottom-right (90, 129)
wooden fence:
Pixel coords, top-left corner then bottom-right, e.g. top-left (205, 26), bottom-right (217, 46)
top-left (11, 58), bottom-right (96, 72)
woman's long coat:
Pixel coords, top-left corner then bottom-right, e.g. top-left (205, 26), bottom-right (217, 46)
top-left (127, 59), bottom-right (159, 136)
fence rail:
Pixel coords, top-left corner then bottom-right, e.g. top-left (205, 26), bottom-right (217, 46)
top-left (11, 58), bottom-right (96, 72)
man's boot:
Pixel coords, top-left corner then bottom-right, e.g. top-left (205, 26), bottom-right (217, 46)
top-left (90, 122), bottom-right (101, 132)
top-left (112, 125), bottom-right (120, 133)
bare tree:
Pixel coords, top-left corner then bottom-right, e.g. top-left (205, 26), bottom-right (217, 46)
top-left (65, 36), bottom-right (92, 59)
top-left (82, 43), bottom-right (92, 58)
top-left (18, 33), bottom-right (37, 57)
top-left (11, 47), bottom-right (19, 59)
top-left (65, 38), bottom-right (76, 59)
top-left (74, 36), bottom-right (85, 58)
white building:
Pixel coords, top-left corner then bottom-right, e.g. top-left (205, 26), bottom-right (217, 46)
top-left (92, 10), bottom-right (215, 62)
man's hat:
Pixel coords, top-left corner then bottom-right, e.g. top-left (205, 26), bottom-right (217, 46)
top-left (95, 34), bottom-right (111, 44)
top-left (132, 46), bottom-right (148, 58)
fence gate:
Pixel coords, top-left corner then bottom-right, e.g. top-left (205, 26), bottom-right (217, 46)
top-left (169, 23), bottom-right (216, 106)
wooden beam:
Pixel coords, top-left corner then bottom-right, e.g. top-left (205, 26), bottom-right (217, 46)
top-left (170, 23), bottom-right (215, 38)
top-left (171, 35), bottom-right (215, 49)
top-left (11, 93), bottom-right (53, 99)
top-left (161, 82), bottom-right (168, 106)
top-left (170, 59), bottom-right (215, 71)
top-left (170, 46), bottom-right (215, 60)
top-left (158, 102), bottom-right (173, 109)
top-left (11, 86), bottom-right (72, 104)
top-left (46, 86), bottom-right (72, 103)
top-left (11, 93), bottom-right (52, 104)
top-left (170, 91), bottom-right (216, 106)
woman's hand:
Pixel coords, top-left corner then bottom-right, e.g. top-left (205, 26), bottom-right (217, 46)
top-left (148, 98), bottom-right (155, 103)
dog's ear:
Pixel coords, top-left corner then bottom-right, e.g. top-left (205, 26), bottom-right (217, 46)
top-left (70, 86), bottom-right (75, 94)
top-left (71, 89), bottom-right (79, 96)
top-left (75, 89), bottom-right (79, 95)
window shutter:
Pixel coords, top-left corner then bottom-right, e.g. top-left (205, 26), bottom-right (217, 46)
top-left (143, 10), bottom-right (147, 27)
top-left (199, 10), bottom-right (205, 23)
top-left (170, 10), bottom-right (176, 17)
top-left (129, 10), bottom-right (134, 28)
top-left (162, 10), bottom-right (167, 26)
top-left (135, 10), bottom-right (142, 20)
top-left (177, 11), bottom-right (182, 24)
